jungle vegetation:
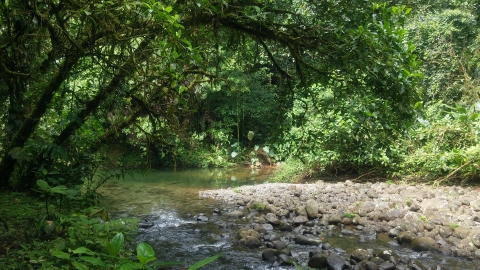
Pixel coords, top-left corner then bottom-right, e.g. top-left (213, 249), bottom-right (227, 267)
top-left (0, 0), bottom-right (479, 268)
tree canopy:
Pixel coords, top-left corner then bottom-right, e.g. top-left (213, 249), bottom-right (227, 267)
top-left (0, 0), bottom-right (421, 189)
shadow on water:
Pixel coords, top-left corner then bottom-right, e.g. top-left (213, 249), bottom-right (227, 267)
top-left (97, 167), bottom-right (478, 269)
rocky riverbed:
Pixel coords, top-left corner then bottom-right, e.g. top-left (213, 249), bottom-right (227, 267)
top-left (199, 180), bottom-right (480, 269)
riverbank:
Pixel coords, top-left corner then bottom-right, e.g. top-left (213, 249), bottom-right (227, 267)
top-left (200, 180), bottom-right (480, 269)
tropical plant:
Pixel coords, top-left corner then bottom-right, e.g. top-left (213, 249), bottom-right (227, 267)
top-left (52, 232), bottom-right (221, 270)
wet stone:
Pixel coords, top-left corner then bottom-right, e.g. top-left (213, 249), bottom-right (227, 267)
top-left (350, 249), bottom-right (371, 263)
top-left (308, 252), bottom-right (328, 269)
top-left (228, 210), bottom-right (244, 218)
top-left (196, 215), bottom-right (208, 222)
top-left (378, 261), bottom-right (395, 270)
top-left (327, 252), bottom-right (347, 270)
top-left (294, 234), bottom-right (322, 246)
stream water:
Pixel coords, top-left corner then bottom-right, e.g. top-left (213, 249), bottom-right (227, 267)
top-left (97, 168), bottom-right (478, 269)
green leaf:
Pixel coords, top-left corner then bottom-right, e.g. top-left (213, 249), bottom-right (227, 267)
top-left (456, 105), bottom-right (467, 114)
top-left (165, 6), bottom-right (173, 13)
top-left (118, 262), bottom-right (143, 270)
top-left (469, 113), bottom-right (479, 121)
top-left (79, 256), bottom-right (107, 267)
top-left (51, 250), bottom-right (70, 260)
top-left (73, 247), bottom-right (95, 255)
top-left (247, 131), bottom-right (254, 140)
top-left (107, 233), bottom-right (124, 257)
top-left (187, 253), bottom-right (222, 270)
top-left (72, 261), bottom-right (88, 270)
top-left (136, 242), bottom-right (156, 266)
top-left (50, 185), bottom-right (68, 195)
top-left (36, 180), bottom-right (50, 191)
top-left (414, 101), bottom-right (423, 110)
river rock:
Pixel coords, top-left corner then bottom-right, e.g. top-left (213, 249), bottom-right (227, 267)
top-left (265, 213), bottom-right (280, 225)
top-left (397, 231), bottom-right (416, 245)
top-left (239, 236), bottom-right (261, 249)
top-left (327, 251), bottom-right (347, 270)
top-left (238, 228), bottom-right (261, 239)
top-left (308, 252), bottom-right (328, 269)
top-left (328, 214), bottom-right (343, 224)
top-left (294, 234), bottom-right (322, 246)
top-left (295, 205), bottom-right (307, 216)
top-left (408, 259), bottom-right (426, 270)
top-left (228, 210), bottom-right (244, 218)
top-left (350, 249), bottom-right (371, 263)
top-left (306, 199), bottom-right (319, 219)
top-left (273, 240), bottom-right (287, 250)
top-left (377, 261), bottom-right (395, 270)
top-left (196, 215), bottom-right (208, 222)
top-left (293, 215), bottom-right (309, 225)
top-left (262, 248), bottom-right (277, 262)
top-left (472, 234), bottom-right (480, 248)
top-left (138, 221), bottom-right (154, 229)
top-left (411, 237), bottom-right (439, 252)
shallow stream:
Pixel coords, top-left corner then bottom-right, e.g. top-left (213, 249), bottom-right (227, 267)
top-left (97, 168), bottom-right (478, 269)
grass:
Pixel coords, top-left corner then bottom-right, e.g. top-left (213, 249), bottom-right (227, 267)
top-left (405, 198), bottom-right (413, 207)
top-left (0, 191), bottom-right (54, 269)
top-left (344, 212), bottom-right (356, 219)
top-left (268, 158), bottom-right (309, 183)
top-left (251, 203), bottom-right (266, 211)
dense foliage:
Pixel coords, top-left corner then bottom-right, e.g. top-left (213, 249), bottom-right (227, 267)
top-left (1, 0), bottom-right (479, 268)
top-left (0, 0), bottom-right (422, 190)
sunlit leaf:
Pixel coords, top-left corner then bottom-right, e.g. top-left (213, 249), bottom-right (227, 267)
top-left (136, 242), bottom-right (156, 266)
top-left (107, 233), bottom-right (124, 257)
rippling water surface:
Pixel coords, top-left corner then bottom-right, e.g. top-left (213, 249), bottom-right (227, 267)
top-left (97, 167), bottom-right (478, 269)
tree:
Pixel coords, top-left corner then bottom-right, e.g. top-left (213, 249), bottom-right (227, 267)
top-left (0, 0), bottom-right (419, 189)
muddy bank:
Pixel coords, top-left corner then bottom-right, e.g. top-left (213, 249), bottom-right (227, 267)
top-left (200, 180), bottom-right (480, 269)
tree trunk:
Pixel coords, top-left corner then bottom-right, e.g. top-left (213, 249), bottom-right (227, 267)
top-left (0, 55), bottom-right (79, 189)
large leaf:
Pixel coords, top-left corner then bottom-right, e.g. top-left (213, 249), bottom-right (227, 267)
top-left (187, 253), bottom-right (222, 270)
top-left (118, 262), bottom-right (143, 270)
top-left (50, 185), bottom-right (68, 195)
top-left (79, 256), bottom-right (107, 267)
top-left (73, 247), bottom-right (95, 255)
top-left (36, 180), bottom-right (50, 192)
top-left (72, 261), bottom-right (88, 270)
top-left (136, 242), bottom-right (156, 266)
top-left (107, 233), bottom-right (124, 257)
top-left (51, 250), bottom-right (70, 260)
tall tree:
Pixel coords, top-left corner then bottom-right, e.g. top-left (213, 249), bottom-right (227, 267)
top-left (0, 0), bottom-right (419, 189)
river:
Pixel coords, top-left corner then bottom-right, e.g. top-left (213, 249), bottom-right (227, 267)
top-left (97, 167), bottom-right (477, 269)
